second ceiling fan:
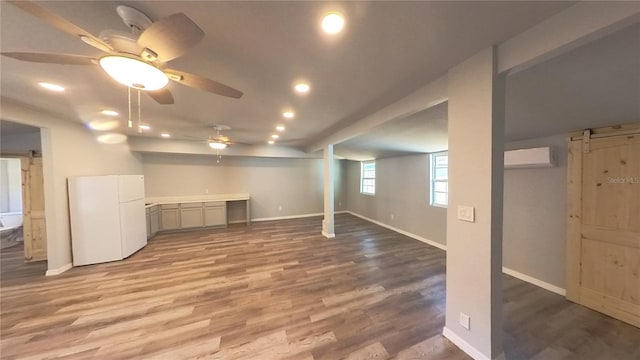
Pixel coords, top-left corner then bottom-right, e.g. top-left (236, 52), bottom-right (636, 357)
top-left (2, 1), bottom-right (243, 104)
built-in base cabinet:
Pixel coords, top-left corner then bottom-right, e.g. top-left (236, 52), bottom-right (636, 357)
top-left (180, 203), bottom-right (204, 228)
top-left (204, 201), bottom-right (227, 227)
top-left (149, 202), bottom-right (227, 233)
top-left (160, 204), bottom-right (180, 230)
top-left (146, 205), bottom-right (161, 240)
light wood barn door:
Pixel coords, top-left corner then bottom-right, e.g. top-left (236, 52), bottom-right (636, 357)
top-left (567, 123), bottom-right (640, 328)
top-left (22, 157), bottom-right (47, 262)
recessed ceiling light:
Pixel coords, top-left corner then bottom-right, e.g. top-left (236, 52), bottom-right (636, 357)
top-left (88, 119), bottom-right (119, 131)
top-left (38, 82), bottom-right (65, 92)
top-left (160, 133), bottom-right (171, 138)
top-left (139, 124), bottom-right (151, 131)
top-left (100, 110), bottom-right (119, 116)
top-left (276, 125), bottom-right (285, 132)
top-left (97, 133), bottom-right (127, 144)
top-left (283, 111), bottom-right (295, 119)
top-left (268, 140), bottom-right (275, 145)
top-left (271, 134), bottom-right (279, 139)
top-left (322, 12), bottom-right (345, 34)
top-left (294, 82), bottom-right (310, 94)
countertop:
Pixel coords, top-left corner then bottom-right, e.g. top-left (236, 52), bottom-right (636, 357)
top-left (145, 194), bottom-right (250, 208)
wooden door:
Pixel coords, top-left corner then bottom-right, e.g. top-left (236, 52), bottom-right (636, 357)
top-left (567, 123), bottom-right (640, 327)
top-left (22, 157), bottom-right (47, 262)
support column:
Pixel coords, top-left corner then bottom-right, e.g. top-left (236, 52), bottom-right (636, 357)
top-left (443, 47), bottom-right (505, 360)
top-left (322, 144), bottom-right (335, 238)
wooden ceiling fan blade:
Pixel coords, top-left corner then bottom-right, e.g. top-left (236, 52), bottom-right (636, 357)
top-left (165, 69), bottom-right (243, 99)
top-left (146, 88), bottom-right (175, 105)
top-left (1, 52), bottom-right (96, 65)
top-left (8, 1), bottom-right (112, 53)
top-left (137, 13), bottom-right (204, 62)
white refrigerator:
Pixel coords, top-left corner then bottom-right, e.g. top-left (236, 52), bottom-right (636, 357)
top-left (68, 175), bottom-right (147, 266)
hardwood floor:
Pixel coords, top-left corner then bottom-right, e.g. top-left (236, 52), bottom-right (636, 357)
top-left (1, 213), bottom-right (638, 359)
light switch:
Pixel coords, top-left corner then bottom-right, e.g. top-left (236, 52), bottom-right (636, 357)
top-left (457, 205), bottom-right (475, 222)
top-left (459, 313), bottom-right (471, 330)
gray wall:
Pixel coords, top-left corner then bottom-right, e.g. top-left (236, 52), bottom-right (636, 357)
top-left (345, 154), bottom-right (447, 246)
top-left (503, 135), bottom-right (567, 288)
top-left (142, 153), bottom-right (346, 221)
top-left (343, 134), bottom-right (567, 290)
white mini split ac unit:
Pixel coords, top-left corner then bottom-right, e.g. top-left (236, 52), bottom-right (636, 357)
top-left (504, 146), bottom-right (555, 169)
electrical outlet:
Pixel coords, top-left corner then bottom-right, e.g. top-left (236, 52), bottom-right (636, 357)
top-left (278, 205), bottom-right (282, 211)
top-left (205, 188), bottom-right (209, 194)
top-left (459, 313), bottom-right (470, 330)
top-left (457, 205), bottom-right (475, 222)
top-left (390, 214), bottom-right (395, 221)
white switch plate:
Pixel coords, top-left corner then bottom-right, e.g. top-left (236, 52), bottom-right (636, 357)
top-left (459, 313), bottom-right (470, 330)
top-left (457, 205), bottom-right (475, 222)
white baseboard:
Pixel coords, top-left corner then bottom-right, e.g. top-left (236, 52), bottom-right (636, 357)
top-left (343, 211), bottom-right (565, 296)
top-left (251, 211), bottom-right (347, 223)
top-left (502, 267), bottom-right (566, 296)
top-left (252, 212), bottom-right (323, 222)
top-left (46, 263), bottom-right (72, 276)
top-left (322, 231), bottom-right (336, 238)
top-left (443, 327), bottom-right (505, 360)
top-left (345, 211), bottom-right (447, 251)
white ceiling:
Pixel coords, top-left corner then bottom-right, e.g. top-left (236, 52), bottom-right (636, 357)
top-left (0, 1), bottom-right (574, 150)
top-left (333, 22), bottom-right (639, 160)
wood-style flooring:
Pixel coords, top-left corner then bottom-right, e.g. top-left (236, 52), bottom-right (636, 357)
top-left (1, 213), bottom-right (638, 359)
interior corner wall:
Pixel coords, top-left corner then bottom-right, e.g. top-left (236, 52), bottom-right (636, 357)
top-left (141, 153), bottom-right (346, 220)
top-left (1, 100), bottom-right (143, 272)
top-left (503, 134), bottom-right (567, 289)
top-left (344, 154), bottom-right (447, 247)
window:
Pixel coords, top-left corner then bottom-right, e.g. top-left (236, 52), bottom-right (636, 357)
top-left (430, 152), bottom-right (448, 207)
top-left (360, 161), bottom-right (376, 195)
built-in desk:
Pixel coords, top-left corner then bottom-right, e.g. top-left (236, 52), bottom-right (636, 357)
top-left (145, 194), bottom-right (250, 236)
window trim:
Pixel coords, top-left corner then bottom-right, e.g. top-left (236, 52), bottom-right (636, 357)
top-left (360, 160), bottom-right (376, 196)
top-left (430, 151), bottom-right (448, 208)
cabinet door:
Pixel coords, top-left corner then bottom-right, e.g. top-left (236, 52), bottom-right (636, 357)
top-left (146, 209), bottom-right (151, 239)
top-left (204, 205), bottom-right (227, 227)
top-left (161, 208), bottom-right (180, 230)
top-left (180, 203), bottom-right (204, 228)
top-left (150, 207), bottom-right (160, 236)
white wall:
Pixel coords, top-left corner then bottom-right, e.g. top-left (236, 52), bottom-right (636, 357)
top-left (1, 99), bottom-right (143, 272)
top-left (503, 135), bottom-right (567, 288)
top-left (344, 154), bottom-right (447, 246)
top-left (142, 153), bottom-right (346, 221)
top-left (0, 158), bottom-right (22, 213)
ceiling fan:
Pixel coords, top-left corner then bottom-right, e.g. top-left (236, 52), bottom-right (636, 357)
top-left (204, 125), bottom-right (235, 149)
top-left (1, 1), bottom-right (243, 104)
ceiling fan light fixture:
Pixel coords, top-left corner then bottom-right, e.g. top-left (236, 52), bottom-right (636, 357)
top-left (209, 141), bottom-right (227, 150)
top-left (99, 55), bottom-right (168, 91)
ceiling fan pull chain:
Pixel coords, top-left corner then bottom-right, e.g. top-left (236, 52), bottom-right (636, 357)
top-left (127, 86), bottom-right (132, 128)
top-left (137, 89), bottom-right (142, 133)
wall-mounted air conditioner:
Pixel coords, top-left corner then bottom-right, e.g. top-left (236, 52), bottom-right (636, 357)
top-left (504, 146), bottom-right (555, 169)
